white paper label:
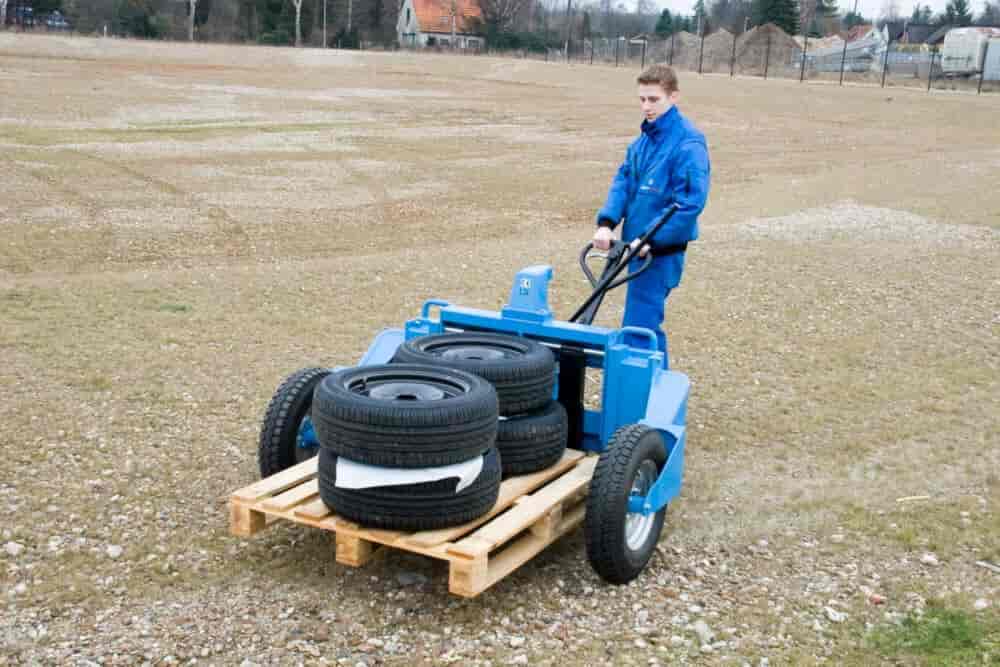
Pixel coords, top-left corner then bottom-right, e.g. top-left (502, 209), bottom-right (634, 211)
top-left (334, 455), bottom-right (485, 493)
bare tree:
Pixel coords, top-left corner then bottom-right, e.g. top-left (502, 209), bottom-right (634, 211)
top-left (1, 0), bottom-right (8, 28)
top-left (477, 0), bottom-right (528, 33)
top-left (879, 0), bottom-right (900, 21)
top-left (441, 0), bottom-right (459, 43)
top-left (291, 0), bottom-right (304, 44)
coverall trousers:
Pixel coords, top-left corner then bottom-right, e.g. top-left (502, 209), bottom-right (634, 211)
top-left (622, 257), bottom-right (672, 368)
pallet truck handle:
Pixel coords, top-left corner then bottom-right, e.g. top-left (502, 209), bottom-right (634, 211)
top-left (570, 205), bottom-right (680, 325)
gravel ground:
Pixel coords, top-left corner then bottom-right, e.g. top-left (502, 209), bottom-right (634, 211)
top-left (1, 33), bottom-right (998, 666)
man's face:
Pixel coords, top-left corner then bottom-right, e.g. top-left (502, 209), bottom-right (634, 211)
top-left (638, 83), bottom-right (678, 123)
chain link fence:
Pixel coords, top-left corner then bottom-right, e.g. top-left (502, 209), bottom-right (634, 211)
top-left (493, 25), bottom-right (999, 96)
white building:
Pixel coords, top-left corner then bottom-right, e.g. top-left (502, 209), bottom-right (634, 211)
top-left (397, 0), bottom-right (484, 49)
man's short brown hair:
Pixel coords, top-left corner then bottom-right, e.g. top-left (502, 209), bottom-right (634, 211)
top-left (637, 64), bottom-right (679, 94)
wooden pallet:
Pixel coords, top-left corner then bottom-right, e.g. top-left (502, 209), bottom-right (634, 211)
top-left (229, 449), bottom-right (597, 597)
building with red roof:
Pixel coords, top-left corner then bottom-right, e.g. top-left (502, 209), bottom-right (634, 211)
top-left (397, 0), bottom-right (484, 49)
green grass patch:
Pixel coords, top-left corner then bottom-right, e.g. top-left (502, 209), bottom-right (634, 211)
top-left (835, 499), bottom-right (998, 559)
top-left (81, 375), bottom-right (113, 391)
top-left (867, 604), bottom-right (1000, 666)
top-left (159, 303), bottom-right (192, 313)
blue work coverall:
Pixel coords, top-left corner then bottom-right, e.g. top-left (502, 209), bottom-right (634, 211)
top-left (596, 106), bottom-right (711, 365)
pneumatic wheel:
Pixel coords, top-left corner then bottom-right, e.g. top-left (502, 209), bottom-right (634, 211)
top-left (258, 367), bottom-right (330, 478)
top-left (584, 424), bottom-right (667, 584)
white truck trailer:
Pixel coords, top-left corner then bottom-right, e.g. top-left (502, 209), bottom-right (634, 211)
top-left (941, 27), bottom-right (1000, 76)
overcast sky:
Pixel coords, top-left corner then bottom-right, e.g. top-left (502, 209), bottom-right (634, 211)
top-left (654, 0), bottom-right (989, 22)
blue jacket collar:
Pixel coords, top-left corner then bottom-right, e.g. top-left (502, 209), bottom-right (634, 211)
top-left (640, 106), bottom-right (679, 141)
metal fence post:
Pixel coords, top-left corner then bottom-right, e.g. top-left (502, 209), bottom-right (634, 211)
top-left (927, 50), bottom-right (935, 92)
top-left (698, 30), bottom-right (705, 73)
top-left (591, 39), bottom-right (594, 65)
top-left (881, 38), bottom-right (891, 87)
top-left (730, 29), bottom-right (737, 76)
top-left (800, 33), bottom-right (809, 82)
top-left (669, 32), bottom-right (675, 66)
top-left (615, 36), bottom-right (620, 67)
top-left (641, 39), bottom-right (646, 69)
top-left (839, 35), bottom-right (849, 85)
top-left (979, 39), bottom-right (991, 94)
top-left (764, 30), bottom-right (771, 79)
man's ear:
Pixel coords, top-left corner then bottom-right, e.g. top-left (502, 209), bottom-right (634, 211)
top-left (669, 91), bottom-right (680, 105)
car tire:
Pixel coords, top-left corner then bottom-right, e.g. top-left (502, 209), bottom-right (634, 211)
top-left (317, 447), bottom-right (502, 531)
top-left (311, 364), bottom-right (498, 468)
top-left (390, 333), bottom-right (555, 416)
top-left (496, 401), bottom-right (568, 476)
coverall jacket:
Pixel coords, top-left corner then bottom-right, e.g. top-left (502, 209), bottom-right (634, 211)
top-left (596, 106), bottom-right (711, 362)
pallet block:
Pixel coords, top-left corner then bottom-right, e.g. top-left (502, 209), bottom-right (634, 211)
top-left (229, 449), bottom-right (596, 597)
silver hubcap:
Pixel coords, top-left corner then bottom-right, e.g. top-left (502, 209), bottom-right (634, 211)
top-left (368, 381), bottom-right (445, 401)
top-left (625, 460), bottom-right (659, 551)
top-left (440, 346), bottom-right (508, 361)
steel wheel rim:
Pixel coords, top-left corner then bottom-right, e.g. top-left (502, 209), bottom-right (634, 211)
top-left (625, 460), bottom-right (659, 551)
top-left (425, 340), bottom-right (525, 360)
top-left (344, 370), bottom-right (470, 402)
top-left (440, 345), bottom-right (508, 362)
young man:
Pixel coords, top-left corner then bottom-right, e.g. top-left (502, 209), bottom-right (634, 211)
top-left (593, 64), bottom-right (710, 367)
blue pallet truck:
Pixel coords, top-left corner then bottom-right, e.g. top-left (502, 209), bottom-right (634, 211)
top-left (240, 206), bottom-right (690, 589)
top-left (348, 206), bottom-right (690, 584)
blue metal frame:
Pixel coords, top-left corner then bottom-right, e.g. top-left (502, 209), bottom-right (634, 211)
top-left (354, 265), bottom-right (690, 516)
top-left (296, 415), bottom-right (319, 451)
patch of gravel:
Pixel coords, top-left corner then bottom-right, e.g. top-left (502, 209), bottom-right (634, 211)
top-left (729, 201), bottom-right (999, 246)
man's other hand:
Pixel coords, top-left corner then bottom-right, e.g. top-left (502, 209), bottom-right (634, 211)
top-left (629, 238), bottom-right (650, 258)
top-left (593, 226), bottom-right (614, 251)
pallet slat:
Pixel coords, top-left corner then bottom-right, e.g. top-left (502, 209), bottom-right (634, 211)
top-left (293, 497), bottom-right (333, 520)
top-left (454, 456), bottom-right (596, 553)
top-left (450, 502), bottom-right (587, 597)
top-left (399, 449), bottom-right (583, 549)
top-left (231, 457), bottom-right (318, 502)
top-left (262, 479), bottom-right (319, 511)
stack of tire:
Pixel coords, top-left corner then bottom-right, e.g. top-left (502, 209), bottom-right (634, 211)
top-left (257, 334), bottom-right (567, 532)
top-left (390, 333), bottom-right (568, 478)
top-left (310, 364), bottom-right (503, 531)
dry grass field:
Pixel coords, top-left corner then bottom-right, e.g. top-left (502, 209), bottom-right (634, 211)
top-left (1, 32), bottom-right (998, 665)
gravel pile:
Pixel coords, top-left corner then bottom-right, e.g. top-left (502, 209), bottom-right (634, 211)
top-left (731, 201), bottom-right (999, 246)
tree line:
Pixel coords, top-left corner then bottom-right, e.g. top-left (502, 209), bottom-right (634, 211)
top-left (5, 0), bottom-right (999, 48)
